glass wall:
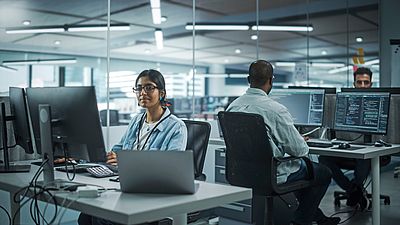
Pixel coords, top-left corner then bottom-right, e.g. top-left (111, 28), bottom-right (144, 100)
top-left (0, 0), bottom-right (380, 119)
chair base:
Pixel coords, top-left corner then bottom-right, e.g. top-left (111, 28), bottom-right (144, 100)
top-left (333, 190), bottom-right (390, 208)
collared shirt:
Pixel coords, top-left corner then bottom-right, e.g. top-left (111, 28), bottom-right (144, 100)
top-left (227, 88), bottom-right (309, 183)
top-left (112, 108), bottom-right (187, 152)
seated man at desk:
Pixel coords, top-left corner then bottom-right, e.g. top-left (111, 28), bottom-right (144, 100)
top-left (319, 67), bottom-right (373, 208)
top-left (226, 60), bottom-right (339, 225)
top-left (78, 69), bottom-right (187, 225)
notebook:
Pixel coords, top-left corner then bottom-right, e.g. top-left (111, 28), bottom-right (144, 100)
top-left (117, 150), bottom-right (196, 194)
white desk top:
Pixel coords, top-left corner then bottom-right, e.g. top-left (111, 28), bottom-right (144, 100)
top-left (0, 163), bottom-right (252, 225)
top-left (209, 138), bottom-right (400, 160)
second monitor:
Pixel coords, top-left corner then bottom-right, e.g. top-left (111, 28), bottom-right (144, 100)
top-left (334, 92), bottom-right (390, 136)
top-left (269, 89), bottom-right (325, 126)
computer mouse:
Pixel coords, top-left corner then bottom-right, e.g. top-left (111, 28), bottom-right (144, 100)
top-left (338, 142), bottom-right (351, 149)
top-left (374, 141), bottom-right (384, 147)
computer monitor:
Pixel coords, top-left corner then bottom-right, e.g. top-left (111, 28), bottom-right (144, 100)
top-left (0, 87), bottom-right (33, 172)
top-left (201, 96), bottom-right (239, 113)
top-left (334, 92), bottom-right (390, 140)
top-left (9, 87), bottom-right (34, 154)
top-left (269, 89), bottom-right (325, 126)
top-left (26, 86), bottom-right (106, 163)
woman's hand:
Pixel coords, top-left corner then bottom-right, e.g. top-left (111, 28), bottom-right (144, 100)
top-left (106, 151), bottom-right (118, 166)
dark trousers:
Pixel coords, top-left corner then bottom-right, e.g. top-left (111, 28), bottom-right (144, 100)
top-left (318, 156), bottom-right (370, 191)
top-left (286, 161), bottom-right (332, 225)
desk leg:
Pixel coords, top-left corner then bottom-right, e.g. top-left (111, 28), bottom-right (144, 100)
top-left (371, 157), bottom-right (380, 225)
top-left (10, 191), bottom-right (20, 225)
top-left (171, 213), bottom-right (187, 225)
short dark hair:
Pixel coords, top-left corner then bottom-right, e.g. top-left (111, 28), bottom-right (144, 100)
top-left (248, 60), bottom-right (274, 87)
top-left (135, 69), bottom-right (166, 91)
top-left (353, 67), bottom-right (372, 81)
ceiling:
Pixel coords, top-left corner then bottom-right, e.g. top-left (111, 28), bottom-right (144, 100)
top-left (0, 0), bottom-right (379, 74)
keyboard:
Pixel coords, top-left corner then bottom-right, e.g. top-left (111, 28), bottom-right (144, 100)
top-left (307, 139), bottom-right (333, 148)
top-left (86, 165), bottom-right (118, 178)
top-left (55, 163), bottom-right (119, 178)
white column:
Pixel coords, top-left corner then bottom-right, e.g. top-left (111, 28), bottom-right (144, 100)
top-left (208, 64), bottom-right (226, 96)
top-left (379, 0), bottom-right (400, 86)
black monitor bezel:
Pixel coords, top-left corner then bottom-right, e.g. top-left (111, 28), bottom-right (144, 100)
top-left (333, 92), bottom-right (391, 135)
top-left (288, 86), bottom-right (336, 94)
top-left (9, 87), bottom-right (34, 154)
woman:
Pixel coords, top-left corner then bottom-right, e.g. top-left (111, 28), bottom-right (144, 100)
top-left (78, 69), bottom-right (187, 225)
top-left (106, 69), bottom-right (187, 165)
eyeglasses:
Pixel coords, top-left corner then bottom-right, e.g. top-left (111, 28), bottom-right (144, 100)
top-left (132, 85), bottom-right (158, 94)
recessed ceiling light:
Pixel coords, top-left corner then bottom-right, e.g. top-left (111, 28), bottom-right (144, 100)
top-left (234, 48), bottom-right (241, 54)
top-left (145, 49), bottom-right (151, 54)
top-left (224, 59), bottom-right (230, 63)
top-left (251, 35), bottom-right (258, 40)
top-left (54, 40), bottom-right (61, 45)
top-left (22, 20), bottom-right (31, 26)
top-left (321, 50), bottom-right (327, 55)
top-left (356, 37), bottom-right (363, 43)
top-left (161, 16), bottom-right (167, 23)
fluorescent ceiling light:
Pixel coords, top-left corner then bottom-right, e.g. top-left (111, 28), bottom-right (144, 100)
top-left (185, 24), bottom-right (249, 31)
top-left (0, 65), bottom-right (18, 72)
top-left (276, 62), bottom-right (345, 68)
top-left (229, 74), bottom-right (248, 78)
top-left (151, 8), bottom-right (162, 24)
top-left (311, 62), bottom-right (345, 67)
top-left (6, 24), bottom-right (130, 34)
top-left (3, 58), bottom-right (77, 65)
top-left (6, 27), bottom-right (65, 34)
top-left (275, 62), bottom-right (296, 67)
top-left (251, 25), bottom-right (313, 32)
top-left (150, 0), bottom-right (160, 8)
top-left (67, 24), bottom-right (130, 32)
top-left (154, 29), bottom-right (163, 49)
top-left (199, 73), bottom-right (229, 78)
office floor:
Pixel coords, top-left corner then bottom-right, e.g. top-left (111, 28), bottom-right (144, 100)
top-left (193, 158), bottom-right (400, 225)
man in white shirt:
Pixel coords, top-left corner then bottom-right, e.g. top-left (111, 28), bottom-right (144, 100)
top-left (227, 60), bottom-right (339, 225)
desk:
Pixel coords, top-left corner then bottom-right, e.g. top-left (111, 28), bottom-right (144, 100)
top-left (0, 163), bottom-right (252, 225)
top-left (209, 138), bottom-right (400, 225)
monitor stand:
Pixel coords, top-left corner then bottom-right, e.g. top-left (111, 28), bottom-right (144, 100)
top-left (36, 104), bottom-right (76, 189)
top-left (0, 102), bottom-right (30, 173)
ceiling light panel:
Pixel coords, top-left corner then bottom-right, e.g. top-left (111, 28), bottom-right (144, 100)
top-left (251, 25), bottom-right (313, 32)
top-left (185, 24), bottom-right (249, 31)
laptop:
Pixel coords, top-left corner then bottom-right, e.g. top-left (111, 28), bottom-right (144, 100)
top-left (117, 150), bottom-right (196, 194)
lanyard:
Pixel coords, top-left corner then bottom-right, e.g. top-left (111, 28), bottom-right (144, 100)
top-left (136, 110), bottom-right (171, 151)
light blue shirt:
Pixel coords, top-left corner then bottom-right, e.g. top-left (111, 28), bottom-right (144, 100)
top-left (112, 108), bottom-right (187, 151)
top-left (227, 88), bottom-right (309, 183)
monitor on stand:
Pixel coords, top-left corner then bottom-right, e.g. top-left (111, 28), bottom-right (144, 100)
top-left (26, 86), bottom-right (106, 185)
top-left (0, 87), bottom-right (33, 173)
top-left (334, 92), bottom-right (390, 144)
top-left (269, 89), bottom-right (325, 127)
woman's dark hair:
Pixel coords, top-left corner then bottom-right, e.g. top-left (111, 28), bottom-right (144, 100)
top-left (135, 69), bottom-right (166, 91)
top-left (135, 69), bottom-right (169, 107)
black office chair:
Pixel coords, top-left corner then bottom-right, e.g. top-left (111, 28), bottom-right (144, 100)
top-left (183, 120), bottom-right (211, 181)
top-left (218, 111), bottom-right (316, 225)
top-left (99, 109), bottom-right (120, 126)
top-left (333, 156), bottom-right (391, 208)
